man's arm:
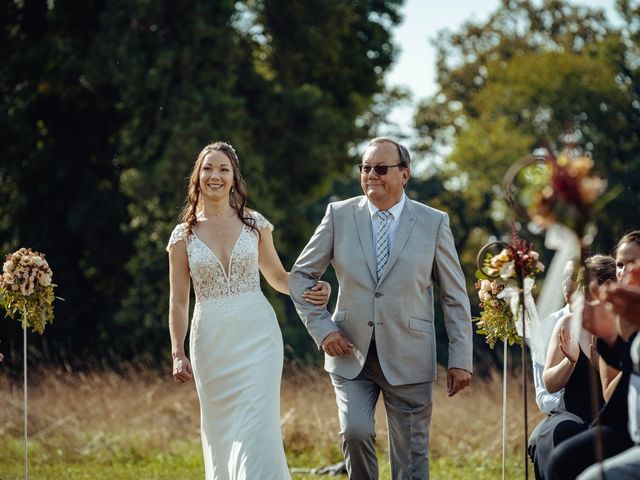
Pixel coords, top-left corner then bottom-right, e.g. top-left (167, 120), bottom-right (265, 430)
top-left (432, 213), bottom-right (473, 374)
top-left (288, 204), bottom-right (340, 348)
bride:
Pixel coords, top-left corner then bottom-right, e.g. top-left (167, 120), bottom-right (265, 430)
top-left (166, 142), bottom-right (329, 479)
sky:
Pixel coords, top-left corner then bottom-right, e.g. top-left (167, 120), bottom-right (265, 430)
top-left (384, 0), bottom-right (622, 138)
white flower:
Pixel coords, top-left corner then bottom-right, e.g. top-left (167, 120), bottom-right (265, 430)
top-left (499, 261), bottom-right (515, 280)
top-left (2, 272), bottom-right (15, 284)
top-left (20, 280), bottom-right (35, 296)
top-left (38, 273), bottom-right (52, 287)
top-left (3, 260), bottom-right (15, 273)
top-left (32, 256), bottom-right (45, 267)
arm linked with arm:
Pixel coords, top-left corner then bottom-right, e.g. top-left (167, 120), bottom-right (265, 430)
top-left (288, 204), bottom-right (339, 348)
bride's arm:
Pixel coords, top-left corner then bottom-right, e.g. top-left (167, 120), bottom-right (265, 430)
top-left (258, 227), bottom-right (330, 304)
top-left (168, 240), bottom-right (192, 383)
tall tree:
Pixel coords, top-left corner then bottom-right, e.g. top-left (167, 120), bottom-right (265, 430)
top-left (414, 0), bottom-right (640, 275)
top-left (0, 0), bottom-right (403, 364)
top-left (0, 0), bottom-right (132, 362)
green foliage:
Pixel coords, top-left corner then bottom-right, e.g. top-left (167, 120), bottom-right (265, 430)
top-left (414, 0), bottom-right (640, 290)
top-left (0, 1), bottom-right (403, 365)
top-left (0, 435), bottom-right (526, 480)
top-left (0, 0), bottom-right (134, 360)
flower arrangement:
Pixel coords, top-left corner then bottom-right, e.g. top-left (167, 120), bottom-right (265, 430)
top-left (483, 239), bottom-right (545, 282)
top-left (0, 247), bottom-right (57, 333)
top-left (474, 235), bottom-right (544, 348)
top-left (512, 147), bottom-right (608, 243)
top-left (475, 278), bottom-right (517, 348)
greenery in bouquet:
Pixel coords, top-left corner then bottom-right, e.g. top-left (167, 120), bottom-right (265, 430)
top-left (0, 247), bottom-right (57, 334)
top-left (473, 235), bottom-right (544, 348)
top-left (474, 278), bottom-right (518, 348)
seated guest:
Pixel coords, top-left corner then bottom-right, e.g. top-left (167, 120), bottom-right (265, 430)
top-left (578, 255), bottom-right (640, 479)
top-left (528, 261), bottom-right (575, 472)
top-left (547, 232), bottom-right (640, 479)
top-left (533, 255), bottom-right (616, 478)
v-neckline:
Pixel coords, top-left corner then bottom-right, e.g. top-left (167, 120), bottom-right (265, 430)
top-left (192, 225), bottom-right (245, 281)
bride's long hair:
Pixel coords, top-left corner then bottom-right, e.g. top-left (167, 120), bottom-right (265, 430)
top-left (180, 142), bottom-right (257, 235)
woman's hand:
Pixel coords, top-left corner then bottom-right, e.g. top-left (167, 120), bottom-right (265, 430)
top-left (558, 326), bottom-right (579, 364)
top-left (172, 353), bottom-right (193, 384)
top-left (302, 280), bottom-right (331, 306)
top-left (583, 281), bottom-right (619, 345)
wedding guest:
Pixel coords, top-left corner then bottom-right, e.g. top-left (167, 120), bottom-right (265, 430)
top-left (579, 312), bottom-right (640, 479)
top-left (532, 255), bottom-right (615, 478)
top-left (527, 260), bottom-right (575, 469)
top-left (577, 239), bottom-right (640, 479)
top-left (547, 232), bottom-right (640, 479)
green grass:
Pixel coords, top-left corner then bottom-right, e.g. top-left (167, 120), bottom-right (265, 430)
top-left (0, 366), bottom-right (537, 479)
top-left (0, 437), bottom-right (528, 480)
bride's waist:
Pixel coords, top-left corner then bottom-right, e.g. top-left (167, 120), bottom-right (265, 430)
top-left (194, 290), bottom-right (266, 309)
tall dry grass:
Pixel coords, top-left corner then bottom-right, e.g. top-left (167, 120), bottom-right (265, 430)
top-left (0, 362), bottom-right (543, 468)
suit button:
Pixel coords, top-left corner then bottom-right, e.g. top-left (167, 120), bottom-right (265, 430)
top-left (368, 321), bottom-right (374, 326)
top-left (375, 292), bottom-right (383, 298)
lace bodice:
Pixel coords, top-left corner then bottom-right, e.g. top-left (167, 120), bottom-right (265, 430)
top-left (166, 211), bottom-right (273, 302)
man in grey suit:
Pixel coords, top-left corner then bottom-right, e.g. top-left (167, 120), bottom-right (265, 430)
top-left (289, 137), bottom-right (473, 479)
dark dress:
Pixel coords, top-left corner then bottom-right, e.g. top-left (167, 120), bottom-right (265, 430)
top-left (533, 349), bottom-right (604, 479)
top-left (545, 332), bottom-right (638, 480)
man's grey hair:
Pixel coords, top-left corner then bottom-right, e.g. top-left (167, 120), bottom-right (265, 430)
top-left (368, 137), bottom-right (411, 169)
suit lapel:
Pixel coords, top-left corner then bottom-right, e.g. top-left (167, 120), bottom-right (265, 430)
top-left (354, 198), bottom-right (377, 282)
top-left (378, 199), bottom-right (417, 285)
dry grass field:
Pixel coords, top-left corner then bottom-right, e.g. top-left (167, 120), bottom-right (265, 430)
top-left (0, 363), bottom-right (541, 479)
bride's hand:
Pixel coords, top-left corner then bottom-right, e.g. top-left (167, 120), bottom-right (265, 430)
top-left (172, 353), bottom-right (193, 384)
top-left (303, 281), bottom-right (331, 306)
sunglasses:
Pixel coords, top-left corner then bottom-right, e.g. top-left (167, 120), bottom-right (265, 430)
top-left (358, 163), bottom-right (405, 176)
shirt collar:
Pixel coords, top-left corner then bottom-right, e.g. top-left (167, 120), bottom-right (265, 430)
top-left (367, 193), bottom-right (406, 220)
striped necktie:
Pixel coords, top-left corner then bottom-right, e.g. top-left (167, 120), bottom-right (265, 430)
top-left (375, 210), bottom-right (393, 279)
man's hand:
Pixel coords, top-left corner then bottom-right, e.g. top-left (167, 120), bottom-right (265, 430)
top-left (321, 331), bottom-right (354, 356)
top-left (447, 368), bottom-right (471, 397)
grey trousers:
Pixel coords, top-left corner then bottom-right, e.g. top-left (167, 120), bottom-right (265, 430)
top-left (330, 341), bottom-right (433, 480)
top-left (577, 446), bottom-right (640, 480)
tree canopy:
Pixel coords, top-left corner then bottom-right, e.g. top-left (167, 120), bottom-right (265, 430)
top-left (0, 0), bottom-right (402, 366)
top-left (414, 0), bottom-right (640, 269)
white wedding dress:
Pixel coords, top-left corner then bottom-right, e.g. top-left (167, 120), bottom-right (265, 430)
top-left (167, 211), bottom-right (291, 480)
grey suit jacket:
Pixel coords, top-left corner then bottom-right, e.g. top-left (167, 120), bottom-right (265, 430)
top-left (289, 195), bottom-right (473, 386)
